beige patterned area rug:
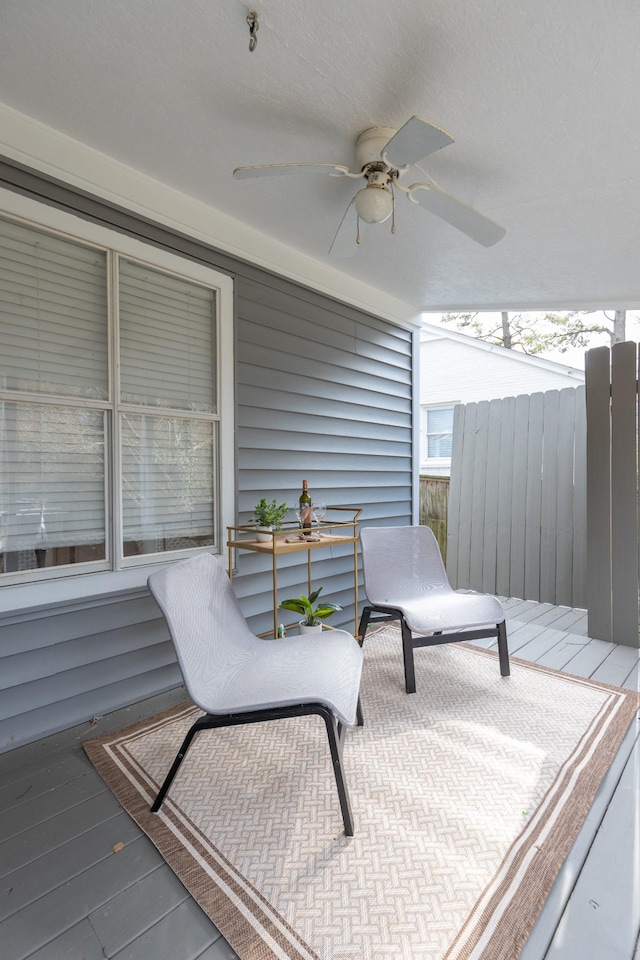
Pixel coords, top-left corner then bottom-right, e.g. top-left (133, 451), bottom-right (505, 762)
top-left (84, 627), bottom-right (638, 960)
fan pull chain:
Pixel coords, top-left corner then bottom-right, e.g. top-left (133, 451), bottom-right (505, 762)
top-left (356, 214), bottom-right (361, 245)
top-left (391, 189), bottom-right (396, 235)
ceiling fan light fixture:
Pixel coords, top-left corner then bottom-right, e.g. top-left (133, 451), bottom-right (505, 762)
top-left (233, 116), bottom-right (506, 251)
top-left (354, 184), bottom-right (394, 224)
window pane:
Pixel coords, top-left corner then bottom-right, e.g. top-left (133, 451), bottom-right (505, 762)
top-left (121, 413), bottom-right (215, 557)
top-left (119, 259), bottom-right (216, 412)
top-left (427, 407), bottom-right (454, 458)
top-left (0, 402), bottom-right (106, 573)
top-left (428, 433), bottom-right (453, 458)
top-left (427, 408), bottom-right (454, 433)
top-left (0, 217), bottom-right (108, 400)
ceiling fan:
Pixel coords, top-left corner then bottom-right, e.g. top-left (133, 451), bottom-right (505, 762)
top-left (233, 116), bottom-right (505, 256)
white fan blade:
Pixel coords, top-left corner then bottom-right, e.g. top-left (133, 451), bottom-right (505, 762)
top-left (329, 198), bottom-right (361, 258)
top-left (233, 162), bottom-right (350, 179)
top-left (382, 116), bottom-right (454, 167)
top-left (409, 183), bottom-right (505, 247)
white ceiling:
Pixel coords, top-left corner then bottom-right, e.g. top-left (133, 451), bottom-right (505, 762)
top-left (1, 0), bottom-right (639, 314)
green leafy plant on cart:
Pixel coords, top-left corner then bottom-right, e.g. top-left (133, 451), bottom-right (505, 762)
top-left (279, 586), bottom-right (343, 627)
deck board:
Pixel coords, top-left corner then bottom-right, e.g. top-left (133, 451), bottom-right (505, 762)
top-left (24, 919), bottom-right (106, 960)
top-left (89, 864), bottom-right (192, 956)
top-left (564, 637), bottom-right (629, 679)
top-left (0, 598), bottom-right (637, 960)
top-left (591, 644), bottom-right (640, 688)
top-left (109, 899), bottom-right (233, 960)
top-left (0, 789), bottom-right (122, 878)
top-left (0, 810), bottom-right (143, 923)
top-left (2, 834), bottom-right (163, 960)
top-left (543, 728), bottom-right (640, 960)
top-left (0, 771), bottom-right (106, 848)
top-left (512, 626), bottom-right (572, 661)
top-left (0, 752), bottom-right (90, 813)
top-left (534, 636), bottom-right (591, 672)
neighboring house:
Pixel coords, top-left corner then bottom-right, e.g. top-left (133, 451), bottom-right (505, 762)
top-left (419, 322), bottom-right (585, 476)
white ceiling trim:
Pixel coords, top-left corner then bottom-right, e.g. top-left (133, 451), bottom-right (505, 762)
top-left (0, 103), bottom-right (421, 329)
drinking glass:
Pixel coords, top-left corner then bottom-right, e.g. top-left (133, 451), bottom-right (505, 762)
top-left (313, 502), bottom-right (326, 528)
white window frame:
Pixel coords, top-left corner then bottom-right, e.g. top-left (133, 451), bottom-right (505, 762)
top-left (420, 403), bottom-right (456, 473)
top-left (0, 188), bottom-right (235, 607)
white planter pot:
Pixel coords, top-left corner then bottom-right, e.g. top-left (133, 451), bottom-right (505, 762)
top-left (254, 526), bottom-right (274, 542)
top-left (298, 621), bottom-right (323, 635)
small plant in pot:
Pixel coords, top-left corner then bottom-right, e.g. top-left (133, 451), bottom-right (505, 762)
top-left (251, 498), bottom-right (289, 541)
top-left (279, 587), bottom-right (343, 635)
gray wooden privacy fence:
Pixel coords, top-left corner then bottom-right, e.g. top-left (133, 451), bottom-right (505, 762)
top-left (586, 342), bottom-right (640, 648)
top-left (446, 386), bottom-right (587, 610)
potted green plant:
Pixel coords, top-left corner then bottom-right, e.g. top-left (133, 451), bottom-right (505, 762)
top-left (251, 497), bottom-right (289, 541)
top-left (279, 586), bottom-right (343, 634)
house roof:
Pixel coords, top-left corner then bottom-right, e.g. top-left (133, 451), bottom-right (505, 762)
top-left (1, 1), bottom-right (639, 319)
top-left (420, 322), bottom-right (585, 381)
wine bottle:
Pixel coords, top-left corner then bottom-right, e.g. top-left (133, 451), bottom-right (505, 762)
top-left (299, 479), bottom-right (312, 537)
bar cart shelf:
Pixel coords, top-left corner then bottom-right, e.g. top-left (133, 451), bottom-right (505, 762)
top-left (227, 506), bottom-right (361, 638)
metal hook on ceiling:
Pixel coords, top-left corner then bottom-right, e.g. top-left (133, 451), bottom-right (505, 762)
top-left (247, 11), bottom-right (259, 52)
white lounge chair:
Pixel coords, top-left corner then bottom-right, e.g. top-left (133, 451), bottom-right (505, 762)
top-left (359, 525), bottom-right (510, 693)
top-left (148, 553), bottom-right (364, 835)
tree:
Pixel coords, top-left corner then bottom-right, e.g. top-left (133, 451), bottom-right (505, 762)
top-left (440, 310), bottom-right (633, 356)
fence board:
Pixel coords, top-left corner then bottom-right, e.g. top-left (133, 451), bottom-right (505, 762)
top-left (524, 393), bottom-right (544, 602)
top-left (481, 399), bottom-right (502, 593)
top-left (446, 404), bottom-right (465, 584)
top-left (469, 401), bottom-right (490, 589)
top-left (610, 342), bottom-right (638, 645)
top-left (585, 347), bottom-right (613, 642)
top-left (572, 386), bottom-right (587, 609)
top-left (495, 397), bottom-right (516, 597)
top-left (509, 395), bottom-right (531, 600)
top-left (418, 476), bottom-right (449, 561)
top-left (540, 391), bottom-right (560, 603)
top-left (556, 388), bottom-right (578, 605)
top-left (455, 402), bottom-right (477, 589)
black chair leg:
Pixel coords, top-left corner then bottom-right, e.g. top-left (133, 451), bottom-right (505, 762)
top-left (497, 621), bottom-right (510, 677)
top-left (400, 618), bottom-right (416, 694)
top-left (151, 715), bottom-right (207, 812)
top-left (323, 712), bottom-right (354, 836)
top-left (358, 606), bottom-right (373, 645)
top-left (153, 705), bottom-right (356, 836)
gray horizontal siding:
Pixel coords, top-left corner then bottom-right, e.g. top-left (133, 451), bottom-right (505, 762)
top-left (233, 280), bottom-right (412, 636)
top-left (0, 158), bottom-right (414, 752)
top-left (0, 592), bottom-right (179, 751)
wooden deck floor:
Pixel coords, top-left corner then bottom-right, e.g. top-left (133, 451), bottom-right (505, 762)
top-left (1, 599), bottom-right (639, 960)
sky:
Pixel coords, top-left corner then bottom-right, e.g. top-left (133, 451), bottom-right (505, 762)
top-left (421, 310), bottom-right (640, 371)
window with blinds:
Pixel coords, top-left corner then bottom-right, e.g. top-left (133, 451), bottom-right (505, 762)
top-left (424, 406), bottom-right (455, 460)
top-left (0, 215), bottom-right (227, 582)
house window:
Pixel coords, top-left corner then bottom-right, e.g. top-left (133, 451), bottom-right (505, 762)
top-left (0, 213), bottom-right (233, 584)
top-left (422, 406), bottom-right (455, 462)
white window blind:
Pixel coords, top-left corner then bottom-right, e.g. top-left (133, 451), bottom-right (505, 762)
top-left (0, 402), bottom-right (106, 555)
top-left (121, 414), bottom-right (215, 553)
top-left (0, 218), bottom-right (108, 399)
top-left (119, 259), bottom-right (216, 412)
